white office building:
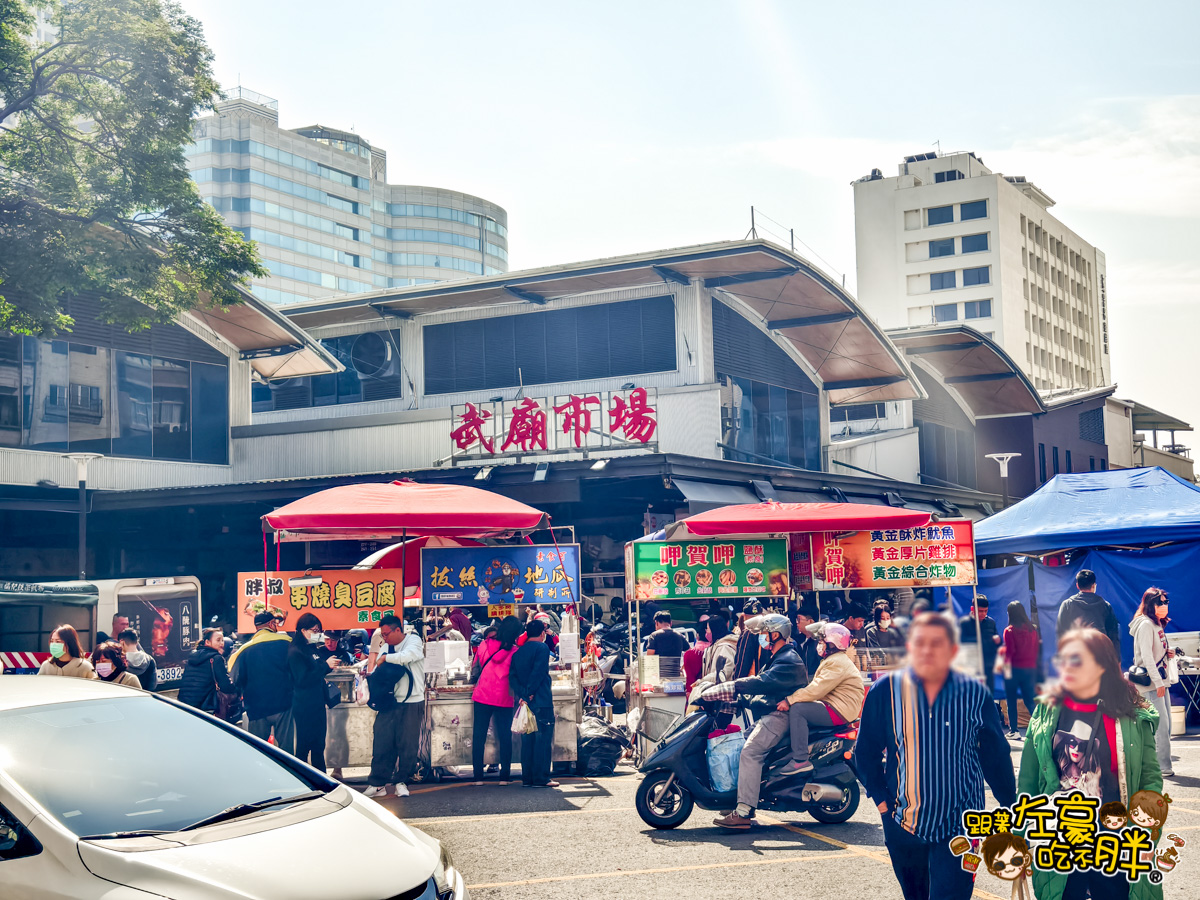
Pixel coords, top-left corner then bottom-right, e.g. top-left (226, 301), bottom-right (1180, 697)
top-left (186, 87), bottom-right (509, 307)
top-left (853, 151), bottom-right (1110, 391)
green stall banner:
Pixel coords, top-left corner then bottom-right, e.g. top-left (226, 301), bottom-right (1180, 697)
top-left (628, 538), bottom-right (789, 601)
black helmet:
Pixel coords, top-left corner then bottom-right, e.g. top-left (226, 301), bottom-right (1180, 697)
top-left (742, 598), bottom-right (763, 616)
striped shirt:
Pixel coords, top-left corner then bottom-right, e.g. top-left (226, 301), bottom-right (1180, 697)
top-left (854, 667), bottom-right (1016, 842)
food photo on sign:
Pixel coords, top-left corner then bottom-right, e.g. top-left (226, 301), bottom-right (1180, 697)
top-left (628, 539), bottom-right (789, 600)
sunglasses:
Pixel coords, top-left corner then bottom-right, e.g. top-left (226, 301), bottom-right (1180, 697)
top-left (1053, 653), bottom-right (1086, 669)
top-left (1155, 599), bottom-right (1169, 606)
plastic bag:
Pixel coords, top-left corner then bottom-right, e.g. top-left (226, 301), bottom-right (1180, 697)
top-left (706, 728), bottom-right (745, 792)
top-left (1168, 656), bottom-right (1180, 685)
top-left (512, 701), bottom-right (539, 734)
top-left (354, 673), bottom-right (370, 707)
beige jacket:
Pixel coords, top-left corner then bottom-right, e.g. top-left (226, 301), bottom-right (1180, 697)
top-left (102, 670), bottom-right (143, 689)
top-left (786, 651), bottom-right (864, 723)
top-left (38, 657), bottom-right (98, 679)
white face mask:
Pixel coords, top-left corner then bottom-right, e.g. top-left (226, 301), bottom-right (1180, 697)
top-left (95, 661), bottom-right (114, 678)
top-left (308, 631), bottom-right (323, 644)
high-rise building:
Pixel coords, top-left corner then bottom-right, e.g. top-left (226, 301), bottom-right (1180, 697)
top-left (853, 151), bottom-right (1109, 391)
top-left (187, 87), bottom-right (509, 306)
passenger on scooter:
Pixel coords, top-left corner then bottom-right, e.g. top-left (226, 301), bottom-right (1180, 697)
top-left (709, 614), bottom-right (808, 830)
top-left (777, 623), bottom-right (865, 776)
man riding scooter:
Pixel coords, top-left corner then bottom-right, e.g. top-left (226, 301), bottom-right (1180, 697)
top-left (708, 614), bottom-right (808, 830)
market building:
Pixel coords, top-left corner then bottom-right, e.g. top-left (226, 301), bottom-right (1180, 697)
top-left (0, 239), bottom-right (1008, 623)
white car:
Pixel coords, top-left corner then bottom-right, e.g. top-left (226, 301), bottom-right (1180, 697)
top-left (0, 678), bottom-right (467, 899)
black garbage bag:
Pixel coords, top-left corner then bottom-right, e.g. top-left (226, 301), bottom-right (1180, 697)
top-left (576, 716), bottom-right (631, 777)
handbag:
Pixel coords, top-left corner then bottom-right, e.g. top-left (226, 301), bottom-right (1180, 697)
top-left (210, 658), bottom-right (243, 723)
top-left (324, 678), bottom-right (342, 709)
top-left (1126, 666), bottom-right (1153, 687)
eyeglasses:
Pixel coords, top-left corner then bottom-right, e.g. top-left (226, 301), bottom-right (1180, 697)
top-left (1053, 653), bottom-right (1086, 670)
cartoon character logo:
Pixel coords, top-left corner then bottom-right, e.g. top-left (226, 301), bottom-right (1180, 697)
top-left (1130, 790), bottom-right (1172, 843)
top-left (981, 832), bottom-right (1032, 881)
top-left (1099, 800), bottom-right (1129, 831)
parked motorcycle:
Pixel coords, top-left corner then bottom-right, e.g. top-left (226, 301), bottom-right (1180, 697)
top-left (634, 697), bottom-right (860, 829)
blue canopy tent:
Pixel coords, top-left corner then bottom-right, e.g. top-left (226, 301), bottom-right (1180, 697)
top-left (971, 468), bottom-right (1200, 709)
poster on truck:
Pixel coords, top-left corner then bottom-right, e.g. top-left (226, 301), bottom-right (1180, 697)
top-left (118, 590), bottom-right (198, 687)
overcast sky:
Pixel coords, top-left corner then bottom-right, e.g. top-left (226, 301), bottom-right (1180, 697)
top-left (180, 0), bottom-right (1200, 434)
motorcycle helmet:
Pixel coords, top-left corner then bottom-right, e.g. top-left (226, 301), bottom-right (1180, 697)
top-left (807, 621), bottom-right (852, 656)
top-left (742, 598), bottom-right (763, 616)
top-left (745, 613), bottom-right (791, 642)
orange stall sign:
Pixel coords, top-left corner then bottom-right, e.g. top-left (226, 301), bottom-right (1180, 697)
top-left (809, 520), bottom-right (976, 589)
top-left (237, 569), bottom-right (409, 632)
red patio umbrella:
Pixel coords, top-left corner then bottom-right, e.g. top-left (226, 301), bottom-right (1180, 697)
top-left (262, 480), bottom-right (549, 541)
top-left (673, 501), bottom-right (931, 537)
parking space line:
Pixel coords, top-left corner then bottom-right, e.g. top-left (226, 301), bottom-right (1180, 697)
top-left (406, 806), bottom-right (635, 826)
top-left (467, 850), bottom-right (860, 889)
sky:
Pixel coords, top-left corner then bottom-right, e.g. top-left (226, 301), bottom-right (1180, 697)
top-left (180, 0), bottom-right (1200, 434)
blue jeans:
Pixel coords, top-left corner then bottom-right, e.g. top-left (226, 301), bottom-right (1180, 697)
top-left (1004, 667), bottom-right (1038, 732)
top-left (881, 813), bottom-right (974, 900)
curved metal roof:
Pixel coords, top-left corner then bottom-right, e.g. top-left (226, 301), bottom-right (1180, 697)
top-left (886, 324), bottom-right (1045, 418)
top-left (284, 240), bottom-right (924, 404)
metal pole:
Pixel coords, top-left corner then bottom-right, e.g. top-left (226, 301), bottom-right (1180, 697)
top-left (1001, 474), bottom-right (1010, 511)
top-left (77, 472), bottom-right (86, 581)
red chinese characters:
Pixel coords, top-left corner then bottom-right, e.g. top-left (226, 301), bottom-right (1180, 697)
top-left (450, 403), bottom-right (494, 454)
top-left (610, 388), bottom-right (657, 444)
top-left (554, 394), bottom-right (602, 448)
top-left (660, 545), bottom-right (682, 567)
top-left (501, 398), bottom-right (548, 452)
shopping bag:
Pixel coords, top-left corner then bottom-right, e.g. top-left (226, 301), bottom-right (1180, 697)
top-left (1167, 656), bottom-right (1180, 685)
top-left (706, 728), bottom-right (745, 792)
top-left (354, 673), bottom-right (370, 707)
top-left (512, 700), bottom-right (539, 734)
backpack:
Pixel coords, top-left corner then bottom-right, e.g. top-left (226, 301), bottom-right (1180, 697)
top-left (366, 657), bottom-right (414, 712)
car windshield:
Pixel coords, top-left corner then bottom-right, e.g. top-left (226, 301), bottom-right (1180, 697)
top-left (0, 697), bottom-right (320, 837)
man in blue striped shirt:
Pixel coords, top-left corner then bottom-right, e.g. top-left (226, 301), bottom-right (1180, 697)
top-left (854, 612), bottom-right (1016, 899)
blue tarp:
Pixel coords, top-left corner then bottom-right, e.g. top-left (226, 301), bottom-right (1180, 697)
top-left (974, 467), bottom-right (1200, 556)
top-left (952, 566), bottom-right (1034, 697)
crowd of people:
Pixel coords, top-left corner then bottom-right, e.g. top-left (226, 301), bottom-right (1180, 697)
top-left (32, 565), bottom-right (1184, 898)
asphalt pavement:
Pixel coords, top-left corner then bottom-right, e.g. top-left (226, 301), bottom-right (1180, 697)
top-left (367, 735), bottom-right (1200, 899)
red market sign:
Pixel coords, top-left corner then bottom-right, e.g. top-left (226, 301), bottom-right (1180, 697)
top-left (808, 520), bottom-right (977, 589)
top-left (236, 569), bottom-right (411, 632)
top-left (450, 388), bottom-right (658, 460)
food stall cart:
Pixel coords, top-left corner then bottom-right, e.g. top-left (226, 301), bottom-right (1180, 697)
top-left (624, 501), bottom-right (982, 752)
top-left (249, 479), bottom-right (583, 775)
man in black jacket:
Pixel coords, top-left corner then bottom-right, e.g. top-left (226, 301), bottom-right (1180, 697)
top-left (510, 620), bottom-right (558, 788)
top-left (712, 614), bottom-right (808, 829)
top-left (229, 611), bottom-right (295, 752)
top-left (1056, 569), bottom-right (1121, 663)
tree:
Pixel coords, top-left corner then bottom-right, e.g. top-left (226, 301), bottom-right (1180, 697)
top-left (0, 0), bottom-right (265, 335)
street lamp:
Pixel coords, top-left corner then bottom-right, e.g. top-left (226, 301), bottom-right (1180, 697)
top-left (985, 453), bottom-right (1021, 511)
top-left (63, 453), bottom-right (102, 580)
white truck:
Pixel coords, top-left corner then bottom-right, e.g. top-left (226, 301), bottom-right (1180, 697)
top-left (0, 577), bottom-right (202, 688)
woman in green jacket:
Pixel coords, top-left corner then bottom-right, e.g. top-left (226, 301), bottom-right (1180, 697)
top-left (1018, 627), bottom-right (1163, 900)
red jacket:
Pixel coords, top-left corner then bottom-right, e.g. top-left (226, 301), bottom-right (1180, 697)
top-left (1003, 625), bottom-right (1040, 669)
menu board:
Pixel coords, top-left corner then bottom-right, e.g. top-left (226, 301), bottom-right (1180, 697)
top-left (809, 520), bottom-right (976, 589)
top-left (628, 539), bottom-right (789, 600)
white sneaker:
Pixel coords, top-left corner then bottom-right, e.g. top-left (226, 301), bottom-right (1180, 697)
top-left (362, 785), bottom-right (388, 798)
top-left (394, 783), bottom-right (410, 797)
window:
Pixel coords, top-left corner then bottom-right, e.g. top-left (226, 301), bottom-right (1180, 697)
top-left (1052, 446), bottom-right (1060, 475)
top-left (962, 266), bottom-right (990, 286)
top-left (926, 205), bottom-right (953, 226)
top-left (424, 297), bottom-right (676, 394)
top-left (935, 304), bottom-right (958, 322)
top-left (960, 199), bottom-right (988, 220)
top-left (253, 333), bottom-right (402, 412)
top-left (1065, 450), bottom-right (1072, 473)
top-left (1090, 456), bottom-right (1095, 471)
top-left (929, 238), bottom-right (955, 258)
top-left (719, 373), bottom-right (819, 470)
top-left (961, 233), bottom-right (989, 253)
top-left (934, 170), bottom-right (964, 182)
top-left (1039, 443), bottom-right (1047, 483)
top-left (964, 300), bottom-right (992, 319)
top-left (829, 403), bottom-right (887, 422)
top-left (930, 271), bottom-right (956, 291)
top-left (1100, 458), bottom-right (1108, 471)
top-left (0, 803), bottom-right (41, 861)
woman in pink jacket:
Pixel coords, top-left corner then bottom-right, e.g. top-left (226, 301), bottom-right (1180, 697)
top-left (471, 615), bottom-right (523, 783)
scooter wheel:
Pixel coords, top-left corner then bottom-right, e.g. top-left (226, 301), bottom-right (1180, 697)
top-left (808, 780), bottom-right (859, 824)
top-left (635, 771), bottom-right (694, 829)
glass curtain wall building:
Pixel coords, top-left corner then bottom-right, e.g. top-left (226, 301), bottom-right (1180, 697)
top-left (187, 88), bottom-right (508, 306)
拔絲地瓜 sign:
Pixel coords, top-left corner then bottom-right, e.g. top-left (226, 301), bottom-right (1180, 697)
top-left (420, 545), bottom-right (581, 606)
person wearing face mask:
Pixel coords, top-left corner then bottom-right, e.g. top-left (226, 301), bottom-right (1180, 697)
top-left (776, 623), bottom-right (865, 776)
top-left (37, 625), bottom-right (97, 679)
top-left (711, 614), bottom-right (807, 830)
top-left (865, 602), bottom-right (905, 650)
top-left (289, 612), bottom-right (338, 771)
top-left (91, 641), bottom-right (143, 688)
top-left (1018, 628), bottom-right (1162, 900)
